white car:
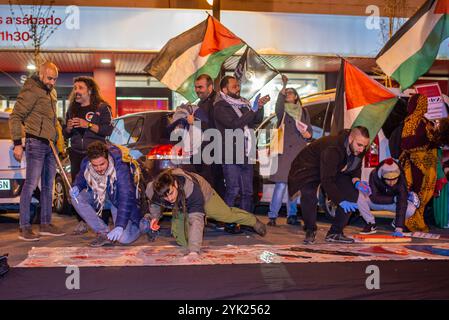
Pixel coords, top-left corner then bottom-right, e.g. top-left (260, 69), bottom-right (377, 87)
top-left (0, 111), bottom-right (40, 222)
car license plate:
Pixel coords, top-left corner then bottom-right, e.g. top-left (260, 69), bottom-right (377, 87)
top-left (0, 179), bottom-right (10, 191)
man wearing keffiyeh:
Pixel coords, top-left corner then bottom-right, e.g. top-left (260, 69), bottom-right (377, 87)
top-left (213, 75), bottom-right (270, 214)
top-left (69, 141), bottom-right (142, 247)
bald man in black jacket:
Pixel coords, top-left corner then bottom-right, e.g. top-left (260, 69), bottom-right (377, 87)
top-left (288, 126), bottom-right (371, 244)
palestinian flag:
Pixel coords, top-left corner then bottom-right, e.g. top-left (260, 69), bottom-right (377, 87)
top-left (331, 60), bottom-right (398, 143)
top-left (234, 46), bottom-right (279, 100)
top-left (144, 15), bottom-right (244, 102)
top-left (376, 0), bottom-right (449, 90)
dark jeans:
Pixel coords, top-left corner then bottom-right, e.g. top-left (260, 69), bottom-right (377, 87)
top-left (69, 148), bottom-right (87, 222)
top-left (19, 138), bottom-right (57, 229)
top-left (71, 190), bottom-right (140, 244)
top-left (222, 163), bottom-right (254, 213)
top-left (300, 180), bottom-right (352, 235)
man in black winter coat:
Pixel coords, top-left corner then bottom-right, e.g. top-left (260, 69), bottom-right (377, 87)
top-left (288, 126), bottom-right (371, 244)
top-left (213, 75), bottom-right (269, 213)
top-left (193, 74), bottom-right (225, 198)
top-left (357, 158), bottom-right (418, 235)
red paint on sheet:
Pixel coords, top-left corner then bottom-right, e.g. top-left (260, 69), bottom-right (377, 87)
top-left (72, 255), bottom-right (89, 259)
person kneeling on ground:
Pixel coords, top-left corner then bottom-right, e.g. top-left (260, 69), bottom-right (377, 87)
top-left (142, 168), bottom-right (267, 259)
top-left (288, 126), bottom-right (371, 245)
top-left (69, 141), bottom-right (142, 247)
top-left (357, 158), bottom-right (419, 236)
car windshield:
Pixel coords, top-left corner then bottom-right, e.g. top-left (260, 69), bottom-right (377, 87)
top-left (109, 116), bottom-right (144, 145)
top-left (304, 100), bottom-right (334, 139)
top-left (109, 112), bottom-right (173, 146)
top-left (0, 119), bottom-right (11, 139)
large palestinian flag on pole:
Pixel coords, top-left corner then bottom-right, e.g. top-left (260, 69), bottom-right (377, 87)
top-left (376, 0), bottom-right (449, 90)
top-left (331, 60), bottom-right (398, 143)
top-left (144, 15), bottom-right (244, 102)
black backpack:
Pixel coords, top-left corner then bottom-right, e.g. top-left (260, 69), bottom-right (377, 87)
top-left (0, 254), bottom-right (9, 277)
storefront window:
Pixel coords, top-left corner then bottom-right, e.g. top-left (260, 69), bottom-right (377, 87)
top-left (172, 92), bottom-right (190, 109)
top-left (56, 100), bottom-right (65, 120)
top-left (117, 98), bottom-right (169, 116)
top-left (172, 73), bottom-right (324, 116)
top-left (0, 100), bottom-right (7, 112)
top-left (7, 100), bottom-right (15, 112)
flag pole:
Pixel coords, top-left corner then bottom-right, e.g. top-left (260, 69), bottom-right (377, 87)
top-left (336, 54), bottom-right (348, 62)
top-left (48, 140), bottom-right (77, 204)
top-left (210, 0), bottom-right (224, 90)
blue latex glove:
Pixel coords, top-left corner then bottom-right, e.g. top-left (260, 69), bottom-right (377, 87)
top-left (69, 186), bottom-right (79, 199)
top-left (107, 226), bottom-right (124, 242)
top-left (339, 201), bottom-right (358, 214)
top-left (355, 181), bottom-right (372, 195)
top-left (251, 93), bottom-right (261, 112)
top-left (392, 231), bottom-right (404, 237)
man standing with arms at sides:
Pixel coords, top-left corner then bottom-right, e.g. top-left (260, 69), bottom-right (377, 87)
top-left (9, 61), bottom-right (66, 241)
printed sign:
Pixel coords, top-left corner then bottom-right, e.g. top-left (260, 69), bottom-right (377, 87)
top-left (415, 83), bottom-right (448, 120)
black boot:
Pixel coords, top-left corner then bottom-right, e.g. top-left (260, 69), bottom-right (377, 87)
top-left (224, 223), bottom-right (242, 234)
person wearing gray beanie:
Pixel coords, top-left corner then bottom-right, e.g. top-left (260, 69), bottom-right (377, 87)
top-left (357, 158), bottom-right (419, 235)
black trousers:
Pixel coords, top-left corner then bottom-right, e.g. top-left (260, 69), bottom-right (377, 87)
top-left (300, 175), bottom-right (356, 235)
